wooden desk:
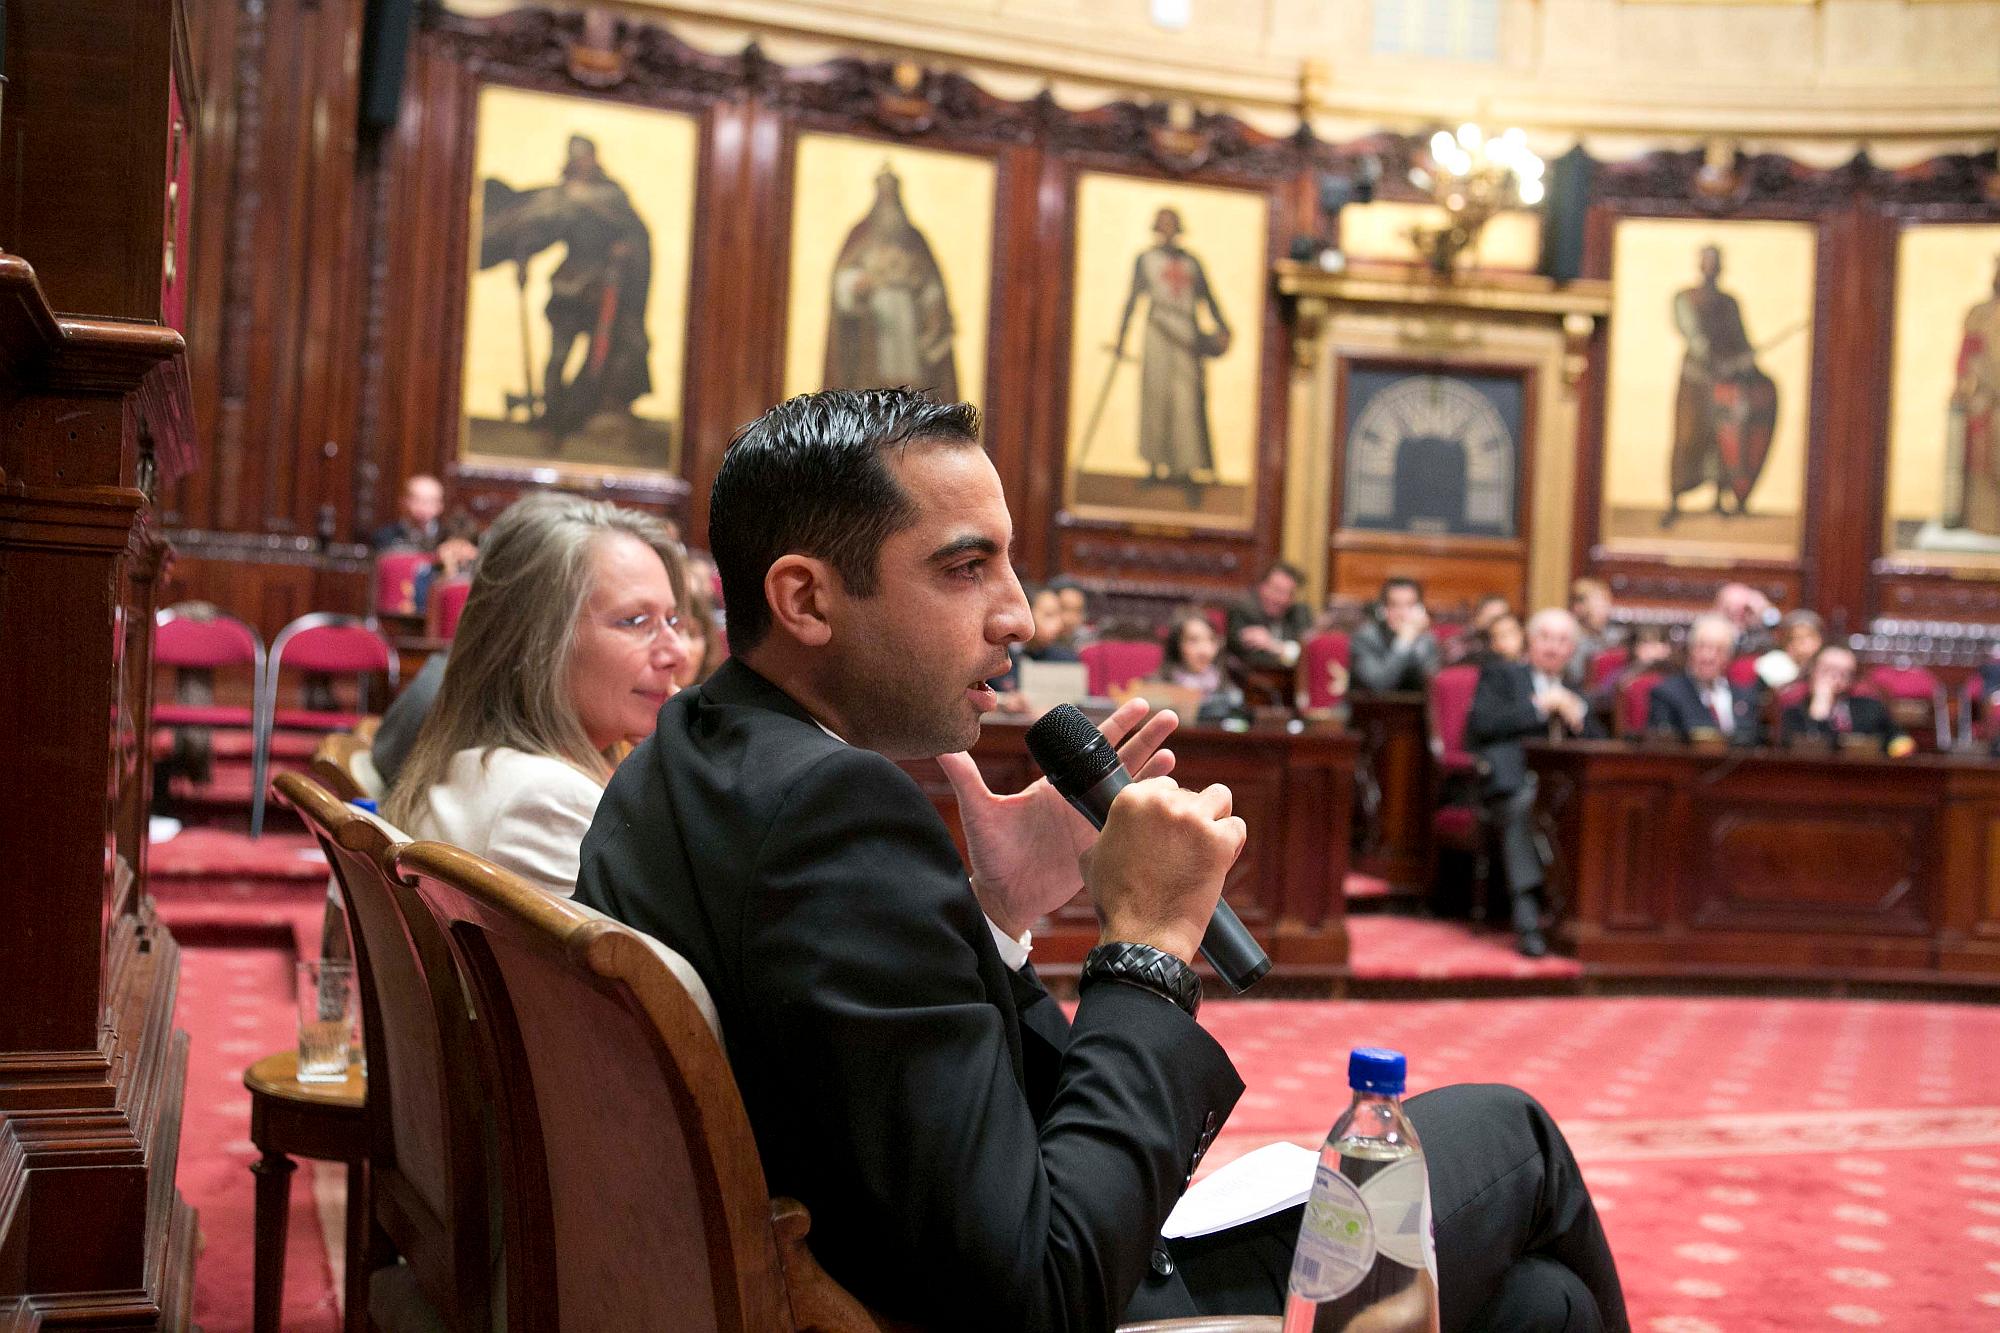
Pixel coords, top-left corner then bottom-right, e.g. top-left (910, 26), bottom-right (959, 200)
top-left (899, 718), bottom-right (1359, 978)
top-left (1346, 692), bottom-right (1434, 889)
top-left (1527, 741), bottom-right (2000, 982)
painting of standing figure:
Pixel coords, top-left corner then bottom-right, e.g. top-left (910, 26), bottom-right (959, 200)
top-left (1884, 225), bottom-right (2000, 566)
top-left (1105, 206), bottom-right (1231, 498)
top-left (1065, 173), bottom-right (1268, 531)
top-left (823, 165), bottom-right (959, 399)
top-left (783, 133), bottom-right (994, 411)
top-left (1665, 245), bottom-right (1786, 527)
top-left (1601, 218), bottom-right (1816, 558)
top-left (460, 85), bottom-right (696, 478)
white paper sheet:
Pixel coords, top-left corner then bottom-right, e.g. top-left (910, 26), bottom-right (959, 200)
top-left (1161, 1140), bottom-right (1319, 1240)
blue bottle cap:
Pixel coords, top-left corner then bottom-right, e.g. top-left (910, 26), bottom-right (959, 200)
top-left (1348, 1047), bottom-right (1406, 1095)
top-left (348, 797), bottom-right (378, 814)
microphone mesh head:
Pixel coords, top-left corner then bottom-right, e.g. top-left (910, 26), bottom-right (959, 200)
top-left (1024, 704), bottom-right (1120, 797)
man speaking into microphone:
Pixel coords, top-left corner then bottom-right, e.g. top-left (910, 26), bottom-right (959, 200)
top-left (578, 389), bottom-right (1624, 1332)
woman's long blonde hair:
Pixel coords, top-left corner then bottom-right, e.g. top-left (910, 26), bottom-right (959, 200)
top-left (383, 492), bottom-right (686, 831)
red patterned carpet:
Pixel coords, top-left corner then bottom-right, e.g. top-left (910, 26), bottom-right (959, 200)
top-left (157, 829), bottom-right (2000, 1331)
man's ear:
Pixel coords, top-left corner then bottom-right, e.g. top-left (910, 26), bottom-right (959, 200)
top-left (765, 554), bottom-right (834, 647)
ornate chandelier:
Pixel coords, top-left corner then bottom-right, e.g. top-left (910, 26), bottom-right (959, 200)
top-left (1407, 124), bottom-right (1544, 277)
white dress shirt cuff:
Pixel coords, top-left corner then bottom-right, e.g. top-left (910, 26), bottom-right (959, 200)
top-left (986, 916), bottom-right (1033, 970)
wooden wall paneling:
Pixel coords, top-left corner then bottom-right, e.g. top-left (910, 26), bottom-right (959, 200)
top-left (0, 0), bottom-right (176, 321)
top-left (1040, 105), bottom-right (1303, 607)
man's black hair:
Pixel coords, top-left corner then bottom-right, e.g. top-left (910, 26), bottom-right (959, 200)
top-left (707, 389), bottom-right (982, 654)
top-left (1261, 560), bottom-right (1306, 585)
top-left (1381, 575), bottom-right (1425, 602)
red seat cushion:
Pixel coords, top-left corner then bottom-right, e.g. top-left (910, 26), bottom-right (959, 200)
top-left (1433, 805), bottom-right (1480, 847)
top-left (154, 703), bottom-right (256, 728)
top-left (271, 707), bottom-right (365, 732)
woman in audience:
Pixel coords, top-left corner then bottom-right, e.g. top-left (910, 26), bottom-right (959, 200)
top-left (994, 585), bottom-right (1083, 711)
top-left (1152, 609), bottom-right (1245, 723)
top-left (1755, 609), bottom-right (1822, 690)
top-left (383, 493), bottom-right (689, 897)
top-left (1468, 610), bottom-right (1526, 668)
top-left (1443, 593), bottom-right (1513, 665)
top-left (675, 583), bottom-right (725, 688)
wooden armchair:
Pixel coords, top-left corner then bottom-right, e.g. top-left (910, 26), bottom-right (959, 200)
top-left (309, 731), bottom-right (382, 803)
top-left (396, 839), bottom-right (1280, 1333)
top-left (273, 774), bottom-right (494, 1333)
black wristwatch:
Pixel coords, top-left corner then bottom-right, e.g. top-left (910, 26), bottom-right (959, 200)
top-left (1080, 941), bottom-right (1202, 1017)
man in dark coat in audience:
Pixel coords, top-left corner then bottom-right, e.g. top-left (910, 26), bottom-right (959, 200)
top-left (1779, 645), bottom-right (1909, 755)
top-left (1225, 561), bottom-right (1312, 670)
top-left (1466, 608), bottom-right (1603, 957)
top-left (1647, 613), bottom-right (1763, 745)
top-left (1351, 576), bottom-right (1442, 693)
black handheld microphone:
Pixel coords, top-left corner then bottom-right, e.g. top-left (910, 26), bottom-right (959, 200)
top-left (1024, 704), bottom-right (1272, 994)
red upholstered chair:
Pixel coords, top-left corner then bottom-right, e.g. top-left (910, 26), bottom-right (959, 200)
top-left (1586, 646), bottom-right (1629, 690)
top-left (154, 605), bottom-right (265, 733)
top-left (1425, 665), bottom-right (1491, 912)
top-left (1080, 640), bottom-right (1164, 697)
top-left (373, 551), bottom-right (430, 619)
top-left (426, 577), bottom-right (473, 640)
top-left (1618, 670), bottom-right (1664, 738)
top-left (255, 615), bottom-right (399, 836)
top-left (1301, 631), bottom-right (1351, 712)
top-left (1866, 664), bottom-right (1951, 750)
top-left (1726, 655), bottom-right (1761, 689)
top-left (1432, 621), bottom-right (1465, 646)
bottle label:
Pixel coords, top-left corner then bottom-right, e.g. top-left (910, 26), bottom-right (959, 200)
top-left (1286, 1164), bottom-right (1375, 1302)
top-left (1358, 1155), bottom-right (1434, 1274)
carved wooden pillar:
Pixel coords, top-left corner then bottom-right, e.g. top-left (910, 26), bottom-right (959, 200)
top-left (0, 0), bottom-right (203, 1323)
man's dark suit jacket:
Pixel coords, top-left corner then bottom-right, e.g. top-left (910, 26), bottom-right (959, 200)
top-left (1646, 672), bottom-right (1763, 745)
top-left (1465, 661), bottom-right (1603, 796)
top-left (1780, 694), bottom-right (1900, 751)
top-left (575, 659), bottom-right (1243, 1332)
top-left (1224, 599), bottom-right (1312, 669)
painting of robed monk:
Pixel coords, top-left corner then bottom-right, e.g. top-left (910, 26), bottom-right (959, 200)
top-left (460, 85), bottom-right (696, 478)
top-left (1064, 172), bottom-right (1267, 531)
top-left (1601, 218), bottom-right (1817, 557)
top-left (783, 134), bottom-right (994, 410)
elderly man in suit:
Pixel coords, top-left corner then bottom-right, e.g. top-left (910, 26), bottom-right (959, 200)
top-left (1466, 608), bottom-right (1603, 957)
top-left (1648, 613), bottom-right (1763, 744)
top-left (576, 389), bottom-right (1626, 1332)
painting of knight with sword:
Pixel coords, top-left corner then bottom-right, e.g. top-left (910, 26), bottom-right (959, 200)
top-left (477, 133), bottom-right (656, 457)
top-left (1664, 244), bottom-right (1803, 528)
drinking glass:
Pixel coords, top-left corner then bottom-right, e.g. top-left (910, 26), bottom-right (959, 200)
top-left (296, 959), bottom-right (355, 1083)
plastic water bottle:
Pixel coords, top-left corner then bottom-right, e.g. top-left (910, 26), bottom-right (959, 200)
top-left (1281, 1048), bottom-right (1439, 1332)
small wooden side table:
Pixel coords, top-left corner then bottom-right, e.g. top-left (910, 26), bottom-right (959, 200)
top-left (244, 1050), bottom-right (369, 1333)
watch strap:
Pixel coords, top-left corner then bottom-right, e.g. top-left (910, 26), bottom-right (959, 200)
top-left (1080, 940), bottom-right (1201, 1017)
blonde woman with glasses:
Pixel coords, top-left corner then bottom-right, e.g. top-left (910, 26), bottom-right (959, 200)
top-left (383, 492), bottom-right (689, 897)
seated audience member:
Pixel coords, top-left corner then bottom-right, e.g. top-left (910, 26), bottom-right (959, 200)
top-left (383, 493), bottom-right (689, 896)
top-left (1467, 609), bottom-right (1602, 957)
top-left (578, 389), bottom-right (1625, 1331)
top-left (994, 585), bottom-right (1083, 709)
top-left (676, 583), bottom-right (725, 689)
top-left (371, 473), bottom-right (444, 551)
top-left (1588, 620), bottom-right (1673, 716)
top-left (1755, 610), bottom-right (1823, 690)
top-left (1153, 610), bottom-right (1245, 723)
top-left (1781, 646), bottom-right (1912, 756)
top-left (1713, 580), bottom-right (1777, 654)
top-left (1226, 561), bottom-right (1312, 669)
top-left (1048, 576), bottom-right (1095, 649)
top-left (1477, 611), bottom-right (1526, 667)
top-left (1442, 593), bottom-right (1513, 665)
top-left (370, 653), bottom-right (447, 788)
top-left (1648, 613), bottom-right (1763, 745)
top-left (411, 509), bottom-right (484, 611)
top-left (1567, 577), bottom-right (1615, 688)
top-left (1350, 576), bottom-right (1440, 692)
